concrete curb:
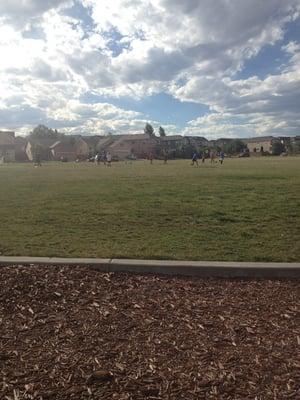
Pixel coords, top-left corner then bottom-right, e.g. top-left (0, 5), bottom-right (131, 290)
top-left (0, 256), bottom-right (299, 278)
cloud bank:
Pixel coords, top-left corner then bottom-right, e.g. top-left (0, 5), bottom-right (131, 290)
top-left (0, 0), bottom-right (299, 137)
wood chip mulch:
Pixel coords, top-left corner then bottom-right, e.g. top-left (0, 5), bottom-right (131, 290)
top-left (0, 265), bottom-right (299, 399)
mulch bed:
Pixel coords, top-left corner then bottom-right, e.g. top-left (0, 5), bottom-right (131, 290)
top-left (0, 265), bottom-right (299, 399)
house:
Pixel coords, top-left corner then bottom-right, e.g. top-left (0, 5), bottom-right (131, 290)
top-left (292, 135), bottom-right (300, 143)
top-left (158, 135), bottom-right (189, 158)
top-left (0, 131), bottom-right (15, 162)
top-left (160, 135), bottom-right (186, 150)
top-left (25, 138), bottom-right (57, 161)
top-left (50, 137), bottom-right (89, 161)
top-left (15, 136), bottom-right (29, 162)
top-left (212, 138), bottom-right (235, 149)
top-left (290, 135), bottom-right (300, 153)
top-left (82, 135), bottom-right (104, 156)
top-left (96, 136), bottom-right (116, 153)
top-left (108, 134), bottom-right (158, 159)
top-left (277, 136), bottom-right (291, 146)
top-left (243, 136), bottom-right (274, 154)
top-left (74, 136), bottom-right (90, 159)
top-left (185, 136), bottom-right (210, 150)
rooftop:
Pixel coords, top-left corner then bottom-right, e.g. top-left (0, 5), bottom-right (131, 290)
top-left (0, 131), bottom-right (15, 146)
top-left (243, 136), bottom-right (274, 143)
top-left (160, 135), bottom-right (183, 141)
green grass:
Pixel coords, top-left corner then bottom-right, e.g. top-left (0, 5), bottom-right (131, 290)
top-left (0, 157), bottom-right (299, 261)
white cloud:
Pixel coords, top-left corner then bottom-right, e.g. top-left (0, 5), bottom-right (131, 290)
top-left (0, 0), bottom-right (72, 27)
top-left (183, 113), bottom-right (255, 139)
top-left (82, 0), bottom-right (300, 78)
top-left (179, 69), bottom-right (300, 137)
top-left (65, 117), bottom-right (177, 136)
top-left (0, 0), bottom-right (300, 137)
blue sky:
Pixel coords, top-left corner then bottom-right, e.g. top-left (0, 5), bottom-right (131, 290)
top-left (82, 92), bottom-right (210, 129)
top-left (0, 0), bottom-right (300, 138)
top-left (235, 19), bottom-right (300, 79)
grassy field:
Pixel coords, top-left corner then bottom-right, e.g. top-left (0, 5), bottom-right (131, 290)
top-left (0, 157), bottom-right (299, 261)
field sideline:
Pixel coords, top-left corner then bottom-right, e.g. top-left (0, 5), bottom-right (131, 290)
top-left (0, 157), bottom-right (299, 262)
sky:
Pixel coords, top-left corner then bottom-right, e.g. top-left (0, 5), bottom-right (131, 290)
top-left (0, 0), bottom-right (300, 139)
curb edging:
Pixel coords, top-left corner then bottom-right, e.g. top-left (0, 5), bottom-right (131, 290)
top-left (0, 257), bottom-right (299, 278)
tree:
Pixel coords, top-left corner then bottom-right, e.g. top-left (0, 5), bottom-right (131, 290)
top-left (159, 126), bottom-right (166, 137)
top-left (178, 143), bottom-right (196, 158)
top-left (144, 123), bottom-right (155, 137)
top-left (287, 141), bottom-right (300, 154)
top-left (30, 125), bottom-right (62, 139)
top-left (223, 139), bottom-right (247, 155)
top-left (272, 140), bottom-right (285, 155)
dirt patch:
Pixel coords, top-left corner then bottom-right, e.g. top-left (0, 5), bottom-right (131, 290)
top-left (0, 265), bottom-right (299, 399)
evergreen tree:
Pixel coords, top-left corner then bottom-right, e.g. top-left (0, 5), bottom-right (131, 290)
top-left (223, 139), bottom-right (246, 155)
top-left (272, 140), bottom-right (286, 155)
top-left (144, 123), bottom-right (155, 136)
top-left (30, 125), bottom-right (62, 139)
top-left (159, 126), bottom-right (166, 137)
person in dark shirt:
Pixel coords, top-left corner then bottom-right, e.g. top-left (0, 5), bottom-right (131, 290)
top-left (219, 151), bottom-right (225, 164)
top-left (191, 152), bottom-right (199, 166)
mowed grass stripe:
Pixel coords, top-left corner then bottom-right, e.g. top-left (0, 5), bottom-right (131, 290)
top-left (0, 157), bottom-right (299, 261)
